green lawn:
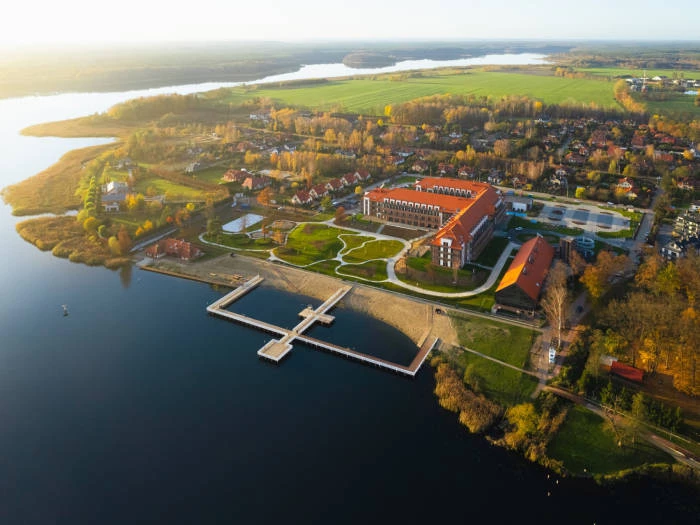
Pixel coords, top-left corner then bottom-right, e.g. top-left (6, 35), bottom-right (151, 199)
top-left (343, 239), bottom-right (404, 262)
top-left (547, 406), bottom-right (672, 475)
top-left (474, 236), bottom-right (510, 267)
top-left (444, 314), bottom-right (538, 406)
top-left (134, 177), bottom-right (209, 201)
top-left (190, 165), bottom-right (229, 184)
top-left (452, 315), bottom-right (535, 366)
top-left (337, 260), bottom-right (388, 281)
top-left (508, 216), bottom-right (584, 236)
top-left (339, 234), bottom-right (373, 254)
top-left (275, 223), bottom-right (344, 265)
top-left (221, 69), bottom-right (620, 115)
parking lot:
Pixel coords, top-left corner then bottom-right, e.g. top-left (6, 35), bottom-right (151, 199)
top-left (539, 202), bottom-right (631, 234)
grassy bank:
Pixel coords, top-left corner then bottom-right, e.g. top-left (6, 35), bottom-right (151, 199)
top-left (547, 406), bottom-right (672, 475)
top-left (2, 143), bottom-right (116, 215)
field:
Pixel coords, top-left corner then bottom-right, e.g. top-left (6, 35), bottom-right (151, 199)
top-left (343, 239), bottom-right (404, 262)
top-left (443, 314), bottom-right (538, 406)
top-left (547, 406), bottom-right (672, 475)
top-left (337, 260), bottom-right (388, 281)
top-left (221, 69), bottom-right (621, 114)
top-left (580, 67), bottom-right (700, 79)
top-left (134, 177), bottom-right (211, 202)
top-left (274, 223), bottom-right (344, 265)
top-left (339, 234), bottom-right (373, 253)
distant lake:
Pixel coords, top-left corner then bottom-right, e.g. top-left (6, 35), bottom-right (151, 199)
top-left (0, 57), bottom-right (697, 524)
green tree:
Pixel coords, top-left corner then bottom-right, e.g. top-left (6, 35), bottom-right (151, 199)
top-left (320, 195), bottom-right (332, 212)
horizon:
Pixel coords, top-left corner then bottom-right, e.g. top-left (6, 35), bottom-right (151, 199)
top-left (1, 0), bottom-right (699, 46)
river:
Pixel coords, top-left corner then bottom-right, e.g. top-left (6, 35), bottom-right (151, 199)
top-left (0, 56), bottom-right (696, 524)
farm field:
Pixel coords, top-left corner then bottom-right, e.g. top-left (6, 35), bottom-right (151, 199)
top-left (221, 69), bottom-right (621, 114)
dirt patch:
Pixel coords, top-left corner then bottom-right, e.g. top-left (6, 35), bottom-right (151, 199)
top-left (382, 224), bottom-right (428, 240)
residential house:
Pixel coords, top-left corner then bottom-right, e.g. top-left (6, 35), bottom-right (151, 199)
top-left (222, 169), bottom-right (249, 183)
top-left (146, 238), bottom-right (203, 261)
top-left (325, 178), bottom-right (344, 193)
top-left (291, 191), bottom-right (313, 206)
top-left (242, 176), bottom-right (270, 191)
top-left (411, 160), bottom-right (429, 173)
top-left (310, 184), bottom-right (328, 200)
top-left (341, 172), bottom-right (359, 187)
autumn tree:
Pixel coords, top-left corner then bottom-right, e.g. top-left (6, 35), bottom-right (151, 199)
top-left (117, 225), bottom-right (132, 255)
top-left (258, 187), bottom-right (273, 207)
top-left (334, 206), bottom-right (346, 225)
top-left (541, 261), bottom-right (569, 343)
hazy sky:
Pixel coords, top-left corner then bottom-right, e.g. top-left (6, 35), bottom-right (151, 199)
top-left (1, 0), bottom-right (697, 45)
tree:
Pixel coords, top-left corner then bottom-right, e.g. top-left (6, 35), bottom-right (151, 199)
top-left (334, 206), bottom-right (346, 225)
top-left (575, 187), bottom-right (586, 199)
top-left (630, 391), bottom-right (648, 444)
top-left (207, 217), bottom-right (222, 237)
top-left (320, 195), bottom-right (332, 212)
top-left (541, 261), bottom-right (569, 343)
top-left (257, 187), bottom-right (273, 207)
top-left (117, 226), bottom-right (131, 255)
top-left (354, 185), bottom-right (363, 195)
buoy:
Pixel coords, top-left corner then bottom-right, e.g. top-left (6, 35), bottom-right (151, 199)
top-left (62, 305), bottom-right (69, 316)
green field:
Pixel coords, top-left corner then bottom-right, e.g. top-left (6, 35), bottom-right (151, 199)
top-left (445, 314), bottom-right (538, 406)
top-left (580, 66), bottom-right (700, 79)
top-left (339, 234), bottom-right (373, 253)
top-left (134, 177), bottom-right (209, 201)
top-left (547, 406), bottom-right (671, 475)
top-left (337, 260), bottom-right (388, 281)
top-left (275, 223), bottom-right (344, 265)
top-left (474, 236), bottom-right (510, 267)
top-left (221, 69), bottom-right (621, 114)
top-left (343, 239), bottom-right (404, 262)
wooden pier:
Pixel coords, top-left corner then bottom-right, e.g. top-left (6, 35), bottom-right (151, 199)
top-left (206, 276), bottom-right (435, 377)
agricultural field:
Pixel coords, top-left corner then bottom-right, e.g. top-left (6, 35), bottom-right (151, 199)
top-left (134, 177), bottom-right (212, 202)
top-left (221, 69), bottom-right (621, 114)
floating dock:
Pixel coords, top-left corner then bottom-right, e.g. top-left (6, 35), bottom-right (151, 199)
top-left (206, 276), bottom-right (435, 377)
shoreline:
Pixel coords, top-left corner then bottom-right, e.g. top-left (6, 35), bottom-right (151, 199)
top-left (139, 253), bottom-right (461, 348)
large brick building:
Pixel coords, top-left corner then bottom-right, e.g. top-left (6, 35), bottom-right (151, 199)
top-left (363, 178), bottom-right (505, 267)
top-left (494, 235), bottom-right (554, 313)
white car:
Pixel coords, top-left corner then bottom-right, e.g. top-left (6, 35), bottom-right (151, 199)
top-left (515, 226), bottom-right (523, 231)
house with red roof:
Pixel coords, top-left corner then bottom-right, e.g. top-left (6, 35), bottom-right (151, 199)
top-left (494, 235), bottom-right (555, 313)
top-left (310, 184), bottom-right (328, 199)
top-left (146, 238), bottom-right (203, 261)
top-left (325, 178), bottom-right (344, 193)
top-left (341, 172), bottom-right (359, 187)
top-left (291, 190), bottom-right (313, 206)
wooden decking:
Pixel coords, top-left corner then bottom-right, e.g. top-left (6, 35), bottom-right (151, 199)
top-left (207, 276), bottom-right (435, 377)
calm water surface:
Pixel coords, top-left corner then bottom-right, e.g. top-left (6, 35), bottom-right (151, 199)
top-left (0, 58), bottom-right (697, 524)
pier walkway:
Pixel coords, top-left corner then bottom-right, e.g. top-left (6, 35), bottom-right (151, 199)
top-left (207, 277), bottom-right (434, 377)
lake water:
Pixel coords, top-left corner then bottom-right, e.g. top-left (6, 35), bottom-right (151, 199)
top-left (0, 56), bottom-right (697, 523)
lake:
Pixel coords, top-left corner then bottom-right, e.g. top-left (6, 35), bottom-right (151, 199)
top-left (0, 56), bottom-right (697, 524)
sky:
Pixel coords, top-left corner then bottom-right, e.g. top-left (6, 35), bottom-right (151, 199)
top-left (1, 0), bottom-right (698, 46)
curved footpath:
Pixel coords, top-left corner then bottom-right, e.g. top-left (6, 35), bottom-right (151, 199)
top-left (199, 220), bottom-right (519, 299)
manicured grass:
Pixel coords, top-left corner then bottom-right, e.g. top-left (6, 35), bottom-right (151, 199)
top-left (275, 223), bottom-right (344, 265)
top-left (597, 228), bottom-right (634, 239)
top-left (304, 259), bottom-right (342, 277)
top-left (452, 314), bottom-right (536, 367)
top-left (442, 314), bottom-right (538, 406)
top-left (473, 236), bottom-right (510, 267)
top-left (509, 216), bottom-right (584, 236)
top-left (189, 165), bottom-right (229, 184)
top-left (135, 177), bottom-right (209, 201)
top-left (339, 234), bottom-right (373, 254)
top-left (204, 233), bottom-right (256, 249)
top-left (223, 69), bottom-right (620, 114)
top-left (343, 239), bottom-right (404, 262)
top-left (337, 260), bottom-right (388, 281)
top-left (547, 406), bottom-right (672, 475)
top-left (458, 353), bottom-right (539, 406)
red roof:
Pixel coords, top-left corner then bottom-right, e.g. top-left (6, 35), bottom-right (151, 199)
top-left (496, 236), bottom-right (554, 301)
top-left (365, 187), bottom-right (472, 215)
top-left (326, 178), bottom-right (344, 190)
top-left (416, 177), bottom-right (492, 196)
top-left (430, 185), bottom-right (501, 250)
top-left (611, 361), bottom-right (644, 383)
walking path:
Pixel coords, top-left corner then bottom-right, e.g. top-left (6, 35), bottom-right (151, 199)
top-left (200, 220), bottom-right (519, 299)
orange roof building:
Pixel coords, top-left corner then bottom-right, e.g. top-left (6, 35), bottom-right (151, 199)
top-left (495, 235), bottom-right (555, 312)
top-left (430, 184), bottom-right (504, 268)
top-left (363, 178), bottom-right (505, 267)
